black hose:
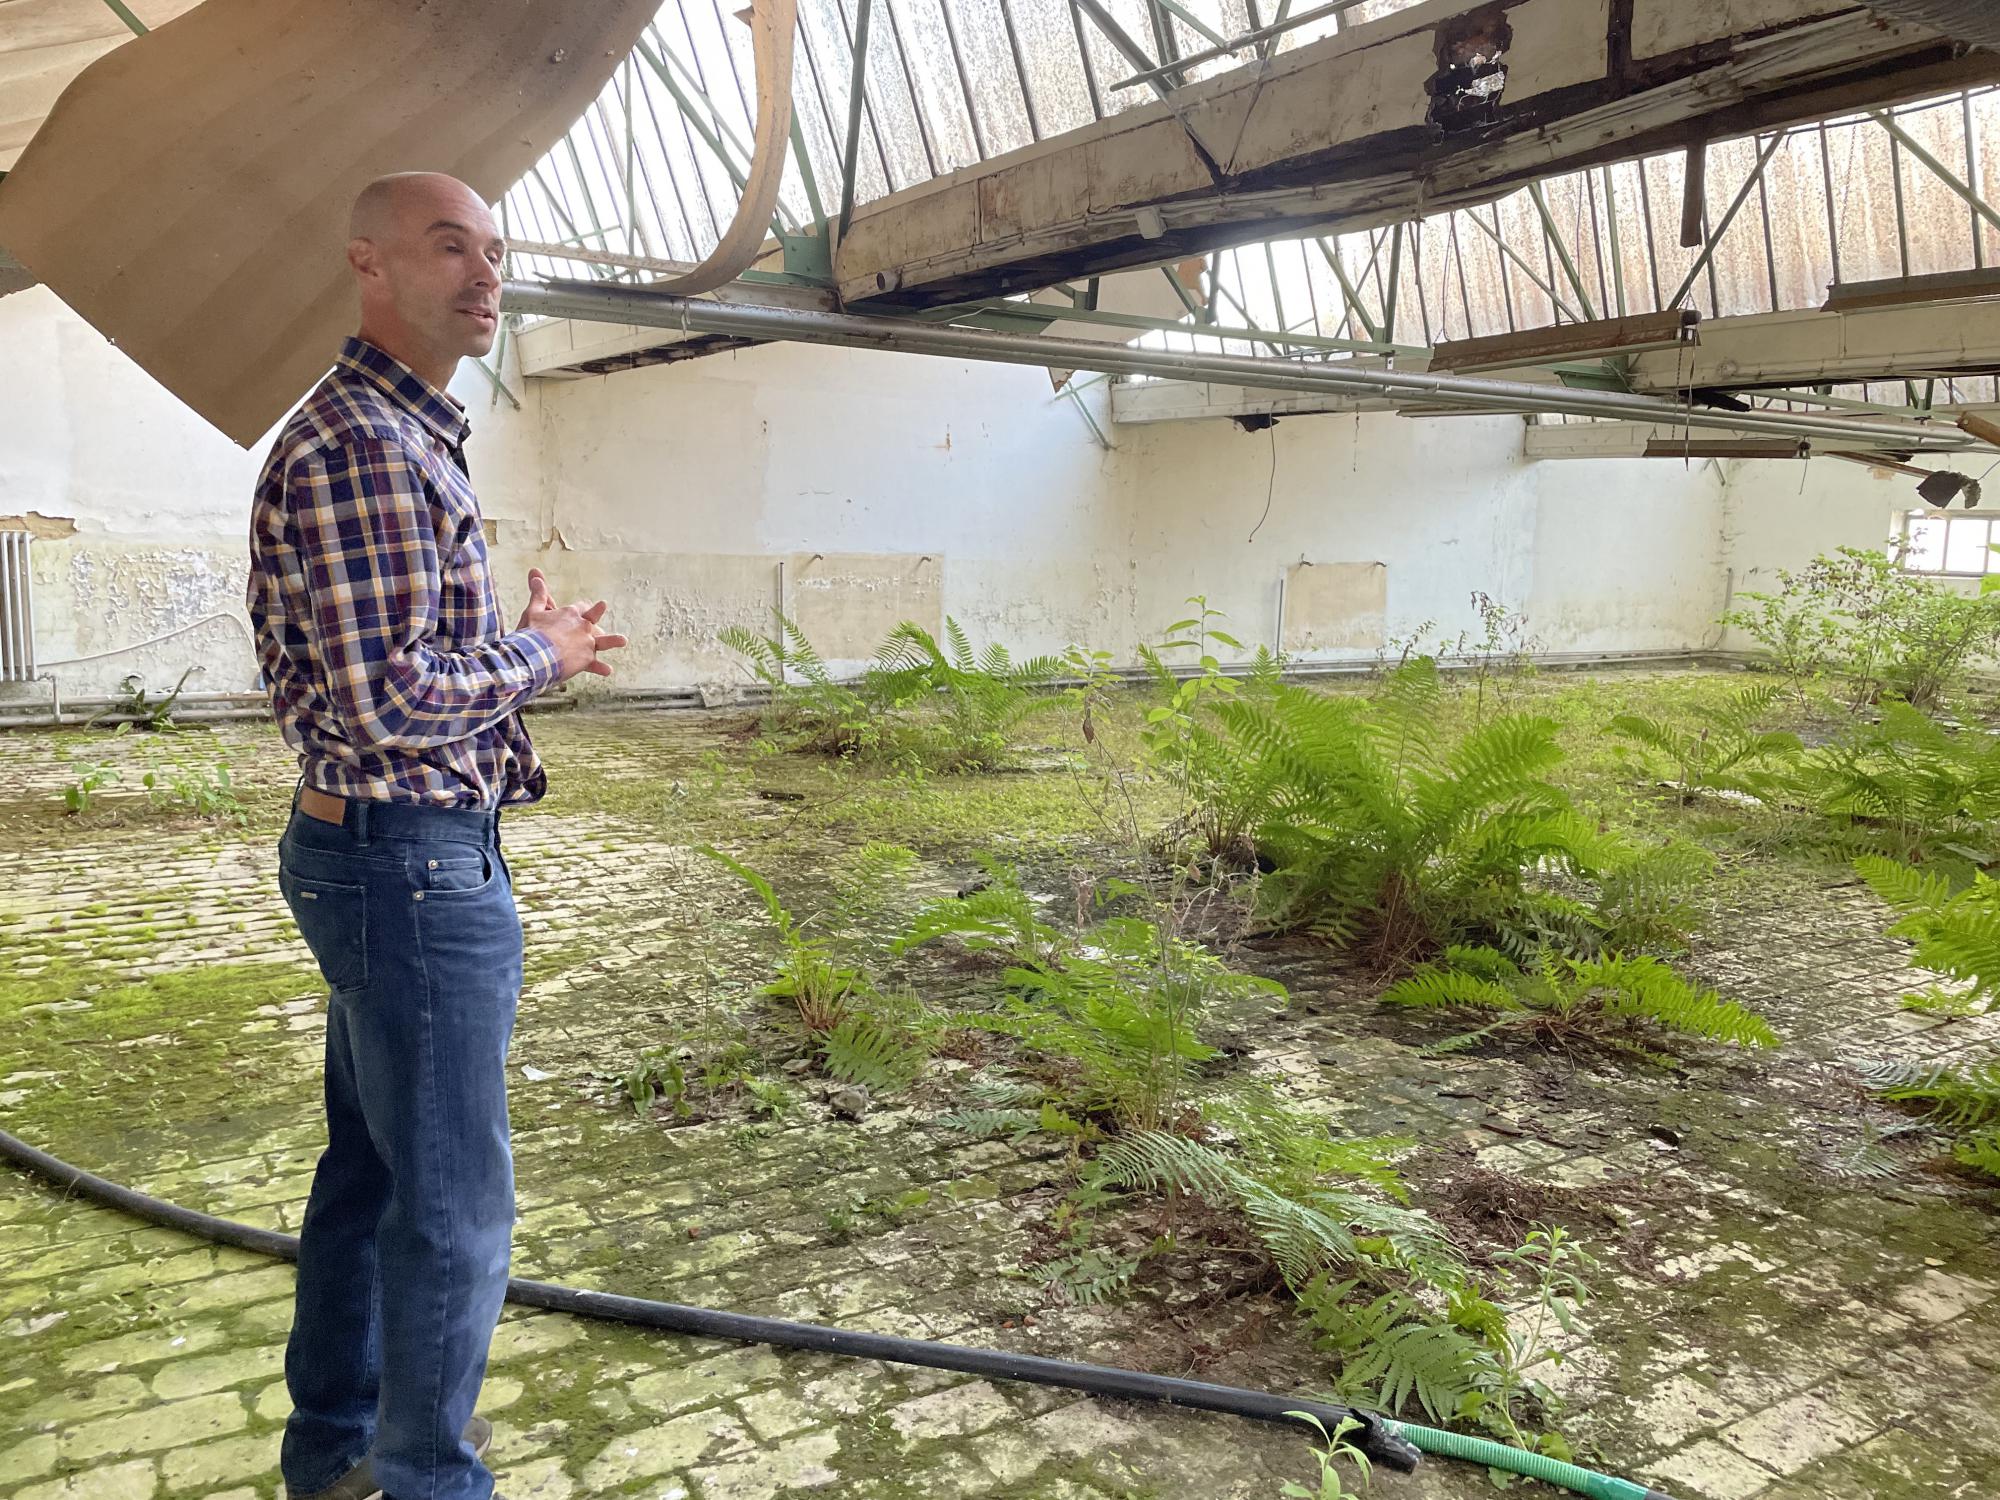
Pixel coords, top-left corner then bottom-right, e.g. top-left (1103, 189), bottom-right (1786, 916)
top-left (0, 1127), bottom-right (1423, 1474)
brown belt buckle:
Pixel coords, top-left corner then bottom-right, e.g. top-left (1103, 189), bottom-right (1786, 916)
top-left (299, 785), bottom-right (347, 826)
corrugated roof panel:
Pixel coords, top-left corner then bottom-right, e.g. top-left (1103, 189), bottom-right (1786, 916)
top-left (881, 0), bottom-right (983, 171)
top-left (940, 0), bottom-right (1036, 154)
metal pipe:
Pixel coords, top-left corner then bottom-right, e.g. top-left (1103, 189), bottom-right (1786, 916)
top-left (499, 278), bottom-right (1984, 450)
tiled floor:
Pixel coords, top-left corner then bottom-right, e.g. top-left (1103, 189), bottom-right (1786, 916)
top-left (1, 708), bottom-right (1995, 1499)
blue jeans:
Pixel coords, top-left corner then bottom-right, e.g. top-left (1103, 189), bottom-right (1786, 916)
top-left (277, 792), bottom-right (522, 1500)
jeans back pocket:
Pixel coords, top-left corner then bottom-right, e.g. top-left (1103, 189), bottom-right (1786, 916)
top-left (280, 870), bottom-right (369, 993)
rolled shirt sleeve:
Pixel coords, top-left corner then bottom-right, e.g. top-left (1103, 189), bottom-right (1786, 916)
top-left (290, 437), bottom-right (562, 752)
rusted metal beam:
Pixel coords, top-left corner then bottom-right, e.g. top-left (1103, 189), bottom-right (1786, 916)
top-left (1430, 309), bottom-right (1697, 374)
top-left (1823, 266), bottom-right (2000, 312)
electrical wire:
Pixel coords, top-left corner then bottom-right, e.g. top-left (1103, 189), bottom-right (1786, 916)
top-left (38, 612), bottom-right (254, 668)
top-left (1248, 422), bottom-right (1279, 542)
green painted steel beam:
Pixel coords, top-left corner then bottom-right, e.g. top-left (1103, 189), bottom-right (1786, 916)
top-left (1460, 208), bottom-right (1582, 325)
top-left (100, 0), bottom-right (146, 36)
top-left (1314, 237), bottom-right (1382, 344)
top-left (1528, 180), bottom-right (1598, 322)
top-left (971, 293), bottom-right (1420, 357)
top-left (1871, 106), bottom-right (2000, 241)
top-left (836, 0), bottom-right (877, 242)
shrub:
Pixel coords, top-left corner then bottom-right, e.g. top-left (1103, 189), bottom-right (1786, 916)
top-left (1721, 546), bottom-right (2000, 710)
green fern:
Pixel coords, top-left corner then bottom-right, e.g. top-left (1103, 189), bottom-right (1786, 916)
top-left (1957, 1129), bottom-right (2000, 1178)
top-left (1793, 700), bottom-right (2000, 868)
top-left (1857, 854), bottom-right (2000, 1013)
top-left (1303, 1281), bottom-right (1496, 1425)
top-left (1384, 947), bottom-right (1777, 1053)
top-left (953, 915), bottom-right (1282, 1132)
top-left (1093, 1129), bottom-right (1460, 1294)
top-left (1212, 659), bottom-right (1669, 967)
top-left (720, 612), bottom-right (877, 757)
top-left (1608, 680), bottom-right (1802, 804)
top-left (937, 1107), bottom-right (1047, 1142)
top-left (1858, 1057), bottom-right (2000, 1181)
top-left (1861, 1058), bottom-right (2000, 1131)
top-left (1025, 1244), bottom-right (1146, 1307)
top-left (894, 858), bottom-right (1064, 965)
top-left (820, 1012), bottom-right (929, 1094)
top-left (868, 617), bottom-right (1063, 771)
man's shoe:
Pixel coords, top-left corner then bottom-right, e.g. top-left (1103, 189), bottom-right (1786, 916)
top-left (283, 1417), bottom-right (493, 1500)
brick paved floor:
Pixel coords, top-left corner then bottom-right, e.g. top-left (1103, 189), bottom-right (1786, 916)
top-left (1, 703), bottom-right (1995, 1500)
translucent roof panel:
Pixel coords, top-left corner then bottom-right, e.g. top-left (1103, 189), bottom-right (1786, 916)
top-left (499, 0), bottom-right (1436, 269)
top-left (498, 4), bottom-right (2000, 398)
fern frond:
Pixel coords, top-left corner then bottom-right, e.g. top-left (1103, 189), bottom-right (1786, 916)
top-left (937, 1107), bottom-right (1044, 1142)
top-left (1381, 967), bottom-right (1525, 1013)
top-left (1580, 955), bottom-right (1779, 1048)
top-left (821, 1013), bottom-right (929, 1094)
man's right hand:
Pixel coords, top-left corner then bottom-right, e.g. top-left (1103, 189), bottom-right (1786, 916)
top-left (520, 567), bottom-right (628, 683)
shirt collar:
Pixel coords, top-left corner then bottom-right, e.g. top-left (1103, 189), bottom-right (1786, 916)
top-left (337, 336), bottom-right (470, 449)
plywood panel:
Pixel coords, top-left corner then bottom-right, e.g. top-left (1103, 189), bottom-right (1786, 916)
top-left (787, 552), bottom-right (942, 662)
top-left (1283, 561), bottom-right (1387, 654)
top-left (0, 0), bottom-right (656, 444)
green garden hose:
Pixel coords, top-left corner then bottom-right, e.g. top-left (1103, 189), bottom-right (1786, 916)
top-left (1385, 1420), bottom-right (1678, 1500)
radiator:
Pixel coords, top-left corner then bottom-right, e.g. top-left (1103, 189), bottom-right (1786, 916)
top-left (0, 531), bottom-right (36, 683)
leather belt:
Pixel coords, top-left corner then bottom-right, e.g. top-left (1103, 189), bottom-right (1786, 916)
top-left (298, 785), bottom-right (348, 826)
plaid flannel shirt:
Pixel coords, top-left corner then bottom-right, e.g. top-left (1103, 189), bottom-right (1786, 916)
top-left (249, 337), bottom-right (560, 808)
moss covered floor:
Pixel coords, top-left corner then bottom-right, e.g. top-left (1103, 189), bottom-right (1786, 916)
top-left (1, 684), bottom-right (1997, 1500)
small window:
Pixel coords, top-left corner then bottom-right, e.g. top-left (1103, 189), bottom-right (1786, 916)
top-left (1900, 509), bottom-right (2000, 577)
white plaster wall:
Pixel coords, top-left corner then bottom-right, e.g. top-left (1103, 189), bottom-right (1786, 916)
top-left (535, 343), bottom-right (1729, 685)
top-left (3, 287), bottom-right (1736, 708)
top-left (1716, 454), bottom-right (1936, 649)
top-left (0, 288), bottom-right (546, 701)
top-left (1099, 409), bottom-right (1727, 661)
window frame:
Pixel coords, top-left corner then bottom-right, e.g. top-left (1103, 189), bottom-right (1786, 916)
top-left (1897, 507), bottom-right (2000, 579)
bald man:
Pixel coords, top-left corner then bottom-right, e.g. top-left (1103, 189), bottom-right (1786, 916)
top-left (248, 173), bottom-right (624, 1500)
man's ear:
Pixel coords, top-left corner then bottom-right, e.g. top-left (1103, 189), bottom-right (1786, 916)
top-left (346, 237), bottom-right (377, 279)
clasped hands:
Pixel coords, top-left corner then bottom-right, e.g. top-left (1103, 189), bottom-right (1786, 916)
top-left (518, 567), bottom-right (628, 682)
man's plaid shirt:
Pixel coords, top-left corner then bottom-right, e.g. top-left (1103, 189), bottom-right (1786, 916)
top-left (249, 337), bottom-right (560, 808)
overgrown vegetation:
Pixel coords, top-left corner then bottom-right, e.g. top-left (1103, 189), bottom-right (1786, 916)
top-left (1214, 658), bottom-right (1708, 968)
top-left (720, 611), bottom-right (1060, 772)
top-left (1383, 945), bottom-right (1778, 1058)
top-left (902, 862), bottom-right (1587, 1449)
top-left (1608, 679), bottom-right (1803, 806)
top-left (1794, 700), bottom-right (2000, 872)
top-left (700, 842), bottom-right (932, 1095)
top-left (1854, 854), bottom-right (2000, 1179)
top-left (1721, 546), bottom-right (2000, 710)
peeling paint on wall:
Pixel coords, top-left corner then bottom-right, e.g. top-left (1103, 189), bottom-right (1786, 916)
top-left (789, 553), bottom-right (942, 660)
top-left (0, 512), bottom-right (77, 538)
